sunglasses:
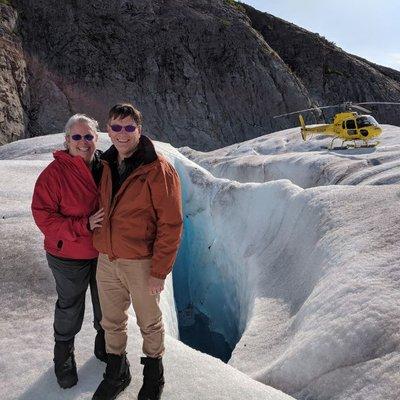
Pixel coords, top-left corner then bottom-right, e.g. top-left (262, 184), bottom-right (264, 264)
top-left (70, 134), bottom-right (95, 141)
top-left (110, 124), bottom-right (137, 133)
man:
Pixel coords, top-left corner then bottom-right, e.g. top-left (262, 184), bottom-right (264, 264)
top-left (92, 103), bottom-right (183, 400)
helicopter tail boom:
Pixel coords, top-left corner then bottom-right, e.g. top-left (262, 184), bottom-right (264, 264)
top-left (299, 114), bottom-right (332, 140)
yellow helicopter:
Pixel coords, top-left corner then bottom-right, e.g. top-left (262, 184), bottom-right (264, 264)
top-left (275, 102), bottom-right (400, 149)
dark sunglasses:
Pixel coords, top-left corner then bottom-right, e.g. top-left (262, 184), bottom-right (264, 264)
top-left (71, 134), bottom-right (95, 141)
top-left (110, 124), bottom-right (137, 133)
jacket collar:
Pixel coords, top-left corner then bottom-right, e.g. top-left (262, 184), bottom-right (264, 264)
top-left (53, 149), bottom-right (102, 167)
top-left (53, 149), bottom-right (88, 166)
top-left (52, 150), bottom-right (98, 191)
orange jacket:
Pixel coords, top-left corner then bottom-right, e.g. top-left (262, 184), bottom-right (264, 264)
top-left (93, 140), bottom-right (183, 279)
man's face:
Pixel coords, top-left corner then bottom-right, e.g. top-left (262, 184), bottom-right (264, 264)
top-left (65, 122), bottom-right (97, 163)
top-left (107, 116), bottom-right (141, 159)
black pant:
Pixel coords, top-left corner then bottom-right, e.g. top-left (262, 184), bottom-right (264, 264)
top-left (46, 252), bottom-right (102, 342)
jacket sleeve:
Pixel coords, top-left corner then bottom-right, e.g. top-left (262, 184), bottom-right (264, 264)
top-left (149, 162), bottom-right (183, 279)
top-left (31, 168), bottom-right (90, 241)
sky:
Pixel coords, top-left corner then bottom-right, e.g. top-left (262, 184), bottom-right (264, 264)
top-left (242, 0), bottom-right (400, 71)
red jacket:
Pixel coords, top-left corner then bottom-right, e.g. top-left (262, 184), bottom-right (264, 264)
top-left (31, 150), bottom-right (99, 259)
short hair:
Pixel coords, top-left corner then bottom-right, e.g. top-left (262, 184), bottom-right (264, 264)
top-left (64, 114), bottom-right (99, 135)
top-left (63, 114), bottom-right (98, 149)
top-left (108, 103), bottom-right (143, 126)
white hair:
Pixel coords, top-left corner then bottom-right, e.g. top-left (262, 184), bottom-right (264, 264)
top-left (64, 114), bottom-right (99, 135)
top-left (63, 114), bottom-right (99, 149)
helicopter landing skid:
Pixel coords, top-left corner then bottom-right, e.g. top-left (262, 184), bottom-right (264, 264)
top-left (321, 142), bottom-right (379, 151)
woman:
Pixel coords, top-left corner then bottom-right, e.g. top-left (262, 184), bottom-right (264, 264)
top-left (31, 114), bottom-right (106, 389)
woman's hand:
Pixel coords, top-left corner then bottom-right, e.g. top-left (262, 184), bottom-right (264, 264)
top-left (89, 208), bottom-right (104, 230)
top-left (148, 276), bottom-right (165, 295)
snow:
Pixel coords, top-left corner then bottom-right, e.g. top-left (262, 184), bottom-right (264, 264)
top-left (1, 125), bottom-right (400, 400)
top-left (178, 125), bottom-right (400, 399)
top-left (180, 124), bottom-right (400, 187)
top-left (0, 133), bottom-right (292, 400)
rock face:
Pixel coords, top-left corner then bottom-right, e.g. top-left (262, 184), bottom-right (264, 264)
top-left (242, 4), bottom-right (400, 126)
top-left (1, 0), bottom-right (400, 149)
top-left (11, 0), bottom-right (312, 150)
top-left (0, 3), bottom-right (29, 145)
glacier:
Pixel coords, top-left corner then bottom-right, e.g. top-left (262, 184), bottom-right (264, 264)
top-left (179, 125), bottom-right (400, 399)
top-left (0, 125), bottom-right (399, 399)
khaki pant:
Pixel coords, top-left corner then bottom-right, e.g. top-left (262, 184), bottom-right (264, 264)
top-left (96, 253), bottom-right (165, 358)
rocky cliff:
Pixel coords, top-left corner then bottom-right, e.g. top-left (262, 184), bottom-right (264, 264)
top-left (242, 3), bottom-right (400, 126)
top-left (1, 0), bottom-right (400, 150)
top-left (0, 3), bottom-right (29, 145)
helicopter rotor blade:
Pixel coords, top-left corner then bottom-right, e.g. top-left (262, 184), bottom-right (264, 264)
top-left (273, 101), bottom-right (400, 124)
top-left (349, 104), bottom-right (372, 113)
top-left (351, 101), bottom-right (400, 114)
top-left (273, 108), bottom-right (320, 118)
top-left (273, 104), bottom-right (340, 118)
top-left (357, 102), bottom-right (400, 106)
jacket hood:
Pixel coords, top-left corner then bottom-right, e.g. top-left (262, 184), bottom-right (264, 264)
top-left (52, 149), bottom-right (102, 190)
top-left (53, 149), bottom-right (102, 160)
top-left (53, 149), bottom-right (71, 161)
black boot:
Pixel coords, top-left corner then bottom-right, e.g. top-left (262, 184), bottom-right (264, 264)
top-left (54, 339), bottom-right (78, 389)
top-left (138, 357), bottom-right (165, 400)
top-left (94, 329), bottom-right (107, 362)
top-left (92, 353), bottom-right (131, 400)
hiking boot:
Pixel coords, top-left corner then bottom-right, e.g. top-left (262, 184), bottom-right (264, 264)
top-left (92, 353), bottom-right (131, 400)
top-left (138, 357), bottom-right (165, 400)
top-left (94, 329), bottom-right (107, 362)
top-left (54, 339), bottom-right (78, 389)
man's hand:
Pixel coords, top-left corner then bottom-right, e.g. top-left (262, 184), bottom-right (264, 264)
top-left (89, 208), bottom-right (104, 230)
top-left (148, 276), bottom-right (165, 295)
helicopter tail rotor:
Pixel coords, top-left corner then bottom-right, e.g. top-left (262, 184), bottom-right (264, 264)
top-left (299, 114), bottom-right (307, 141)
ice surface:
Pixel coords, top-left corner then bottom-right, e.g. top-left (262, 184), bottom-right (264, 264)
top-left (2, 126), bottom-right (400, 400)
top-left (178, 125), bottom-right (400, 399)
top-left (0, 134), bottom-right (292, 400)
top-left (180, 124), bottom-right (400, 187)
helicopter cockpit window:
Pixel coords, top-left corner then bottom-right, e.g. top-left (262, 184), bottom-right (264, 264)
top-left (356, 116), bottom-right (378, 128)
top-left (346, 120), bottom-right (356, 129)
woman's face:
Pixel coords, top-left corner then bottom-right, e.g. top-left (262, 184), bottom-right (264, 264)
top-left (65, 122), bottom-right (98, 163)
